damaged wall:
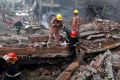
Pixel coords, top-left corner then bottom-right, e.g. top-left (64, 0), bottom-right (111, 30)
top-left (80, 0), bottom-right (120, 23)
top-left (55, 0), bottom-right (120, 23)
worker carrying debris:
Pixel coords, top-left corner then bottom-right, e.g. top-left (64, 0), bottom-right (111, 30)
top-left (63, 26), bottom-right (80, 60)
top-left (72, 9), bottom-right (80, 34)
top-left (0, 52), bottom-right (22, 80)
top-left (14, 20), bottom-right (23, 35)
top-left (47, 14), bottom-right (63, 47)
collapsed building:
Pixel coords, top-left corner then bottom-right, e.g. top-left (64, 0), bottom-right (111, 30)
top-left (0, 0), bottom-right (120, 80)
top-left (0, 18), bottom-right (120, 80)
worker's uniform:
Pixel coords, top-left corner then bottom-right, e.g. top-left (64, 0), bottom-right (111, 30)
top-left (3, 63), bottom-right (22, 80)
top-left (14, 21), bottom-right (23, 35)
top-left (0, 57), bottom-right (22, 80)
top-left (72, 15), bottom-right (80, 34)
top-left (63, 27), bottom-right (79, 60)
top-left (48, 17), bottom-right (63, 44)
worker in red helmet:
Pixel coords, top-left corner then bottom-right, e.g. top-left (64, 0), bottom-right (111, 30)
top-left (3, 52), bottom-right (18, 63)
top-left (0, 52), bottom-right (22, 80)
top-left (63, 26), bottom-right (80, 60)
top-left (70, 31), bottom-right (77, 38)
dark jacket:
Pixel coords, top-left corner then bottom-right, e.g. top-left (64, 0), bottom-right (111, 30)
top-left (14, 21), bottom-right (23, 29)
top-left (63, 26), bottom-right (79, 47)
top-left (0, 57), bottom-right (22, 80)
top-left (63, 26), bottom-right (79, 59)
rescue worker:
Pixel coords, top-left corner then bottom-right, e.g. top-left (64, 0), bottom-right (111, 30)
top-left (63, 26), bottom-right (80, 60)
top-left (0, 52), bottom-right (22, 80)
top-left (47, 14), bottom-right (63, 47)
top-left (72, 9), bottom-right (80, 34)
top-left (14, 20), bottom-right (23, 35)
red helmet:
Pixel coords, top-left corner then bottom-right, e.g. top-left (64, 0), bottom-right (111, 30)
top-left (7, 52), bottom-right (18, 61)
top-left (70, 31), bottom-right (77, 38)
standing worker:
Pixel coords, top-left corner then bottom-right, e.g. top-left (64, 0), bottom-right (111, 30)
top-left (0, 52), bottom-right (22, 80)
top-left (72, 9), bottom-right (80, 34)
top-left (63, 26), bottom-right (80, 60)
top-left (14, 20), bottom-right (23, 35)
top-left (47, 14), bottom-right (63, 47)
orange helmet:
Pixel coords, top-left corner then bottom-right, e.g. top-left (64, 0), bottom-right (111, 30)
top-left (70, 31), bottom-right (77, 38)
top-left (7, 52), bottom-right (18, 61)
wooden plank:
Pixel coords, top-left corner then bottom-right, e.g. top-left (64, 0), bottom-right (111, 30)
top-left (0, 47), bottom-right (69, 57)
top-left (56, 61), bottom-right (79, 80)
top-left (28, 35), bottom-right (49, 42)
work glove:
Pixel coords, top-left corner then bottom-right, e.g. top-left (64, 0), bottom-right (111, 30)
top-left (60, 41), bottom-right (69, 47)
top-left (3, 55), bottom-right (11, 62)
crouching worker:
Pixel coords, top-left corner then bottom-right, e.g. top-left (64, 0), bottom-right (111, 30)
top-left (0, 52), bottom-right (22, 80)
top-left (47, 14), bottom-right (63, 47)
top-left (63, 26), bottom-right (80, 60)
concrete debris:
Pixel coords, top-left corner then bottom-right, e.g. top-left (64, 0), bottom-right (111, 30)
top-left (28, 35), bottom-right (49, 43)
top-left (86, 41), bottom-right (120, 54)
top-left (71, 50), bottom-right (120, 80)
top-left (112, 34), bottom-right (120, 39)
top-left (80, 31), bottom-right (101, 38)
top-left (0, 16), bottom-right (120, 80)
top-left (0, 33), bottom-right (11, 37)
top-left (86, 34), bottom-right (105, 40)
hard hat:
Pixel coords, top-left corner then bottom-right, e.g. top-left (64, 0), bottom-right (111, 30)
top-left (74, 9), bottom-right (79, 14)
top-left (7, 52), bottom-right (18, 61)
top-left (56, 14), bottom-right (63, 21)
top-left (70, 31), bottom-right (77, 38)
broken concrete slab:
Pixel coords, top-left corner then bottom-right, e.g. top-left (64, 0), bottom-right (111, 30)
top-left (80, 31), bottom-right (101, 38)
top-left (86, 42), bottom-right (120, 54)
top-left (86, 34), bottom-right (105, 40)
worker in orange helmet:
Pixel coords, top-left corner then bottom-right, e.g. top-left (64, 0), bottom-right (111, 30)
top-left (0, 52), bottom-right (22, 80)
top-left (47, 14), bottom-right (63, 47)
top-left (72, 9), bottom-right (81, 34)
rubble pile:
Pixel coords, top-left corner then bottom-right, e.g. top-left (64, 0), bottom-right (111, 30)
top-left (0, 18), bottom-right (120, 80)
top-left (66, 19), bottom-right (120, 80)
top-left (71, 50), bottom-right (120, 80)
top-left (0, 33), bottom-right (29, 48)
top-left (22, 68), bottom-right (61, 80)
top-left (80, 18), bottom-right (120, 33)
top-left (21, 62), bottom-right (71, 80)
top-left (79, 19), bottom-right (120, 53)
top-left (94, 19), bottom-right (120, 31)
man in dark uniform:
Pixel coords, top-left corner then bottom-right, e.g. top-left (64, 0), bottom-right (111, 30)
top-left (14, 20), bottom-right (23, 35)
top-left (0, 52), bottom-right (22, 80)
top-left (63, 26), bottom-right (80, 60)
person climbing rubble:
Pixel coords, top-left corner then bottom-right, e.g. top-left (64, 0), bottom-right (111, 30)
top-left (47, 14), bottom-right (63, 47)
top-left (0, 52), bottom-right (22, 80)
top-left (14, 19), bottom-right (23, 35)
top-left (71, 9), bottom-right (81, 34)
top-left (62, 26), bottom-right (80, 60)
